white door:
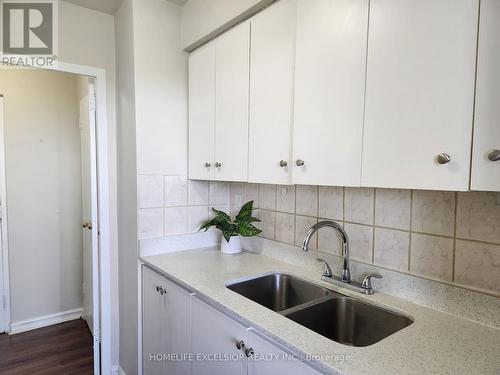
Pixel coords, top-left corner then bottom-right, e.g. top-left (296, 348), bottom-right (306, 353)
top-left (292, 0), bottom-right (369, 187)
top-left (188, 43), bottom-right (216, 180)
top-left (361, 0), bottom-right (478, 190)
top-left (79, 81), bottom-right (101, 373)
top-left (246, 330), bottom-right (320, 375)
top-left (248, 0), bottom-right (296, 184)
top-left (214, 22), bottom-right (251, 182)
top-left (191, 296), bottom-right (247, 375)
top-left (0, 96), bottom-right (9, 334)
top-left (142, 266), bottom-right (165, 375)
top-left (80, 89), bottom-right (93, 334)
top-left (471, 0), bottom-right (500, 192)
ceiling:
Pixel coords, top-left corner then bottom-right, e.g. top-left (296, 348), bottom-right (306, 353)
top-left (63, 0), bottom-right (188, 15)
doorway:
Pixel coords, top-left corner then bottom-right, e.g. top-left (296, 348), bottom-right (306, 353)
top-left (0, 69), bottom-right (102, 374)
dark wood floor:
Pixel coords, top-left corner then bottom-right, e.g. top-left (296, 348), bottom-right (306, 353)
top-left (0, 319), bottom-right (93, 375)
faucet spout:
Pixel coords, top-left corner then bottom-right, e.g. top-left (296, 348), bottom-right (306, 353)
top-left (302, 220), bottom-right (351, 283)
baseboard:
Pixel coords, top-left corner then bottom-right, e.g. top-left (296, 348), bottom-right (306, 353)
top-left (9, 307), bottom-right (84, 335)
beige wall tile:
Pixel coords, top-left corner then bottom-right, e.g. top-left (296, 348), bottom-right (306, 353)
top-left (138, 208), bottom-right (163, 239)
top-left (259, 184), bottom-right (276, 211)
top-left (410, 233), bottom-right (453, 281)
top-left (258, 209), bottom-right (275, 240)
top-left (188, 179), bottom-right (209, 206)
top-left (455, 240), bottom-right (500, 293)
top-left (138, 175), bottom-right (164, 208)
top-left (456, 192), bottom-right (500, 244)
top-left (345, 187), bottom-right (374, 225)
top-left (276, 212), bottom-right (295, 245)
top-left (209, 181), bottom-right (229, 205)
top-left (296, 185), bottom-right (318, 216)
top-left (412, 190), bottom-right (455, 236)
top-left (319, 186), bottom-right (343, 221)
top-left (374, 228), bottom-right (409, 272)
top-left (164, 207), bottom-right (188, 235)
top-left (164, 176), bottom-right (187, 207)
top-left (229, 182), bottom-right (244, 216)
top-left (375, 189), bottom-right (411, 230)
top-left (317, 220), bottom-right (343, 256)
top-left (244, 183), bottom-right (260, 208)
top-left (295, 215), bottom-right (318, 249)
top-left (276, 185), bottom-right (295, 213)
top-left (187, 205), bottom-right (209, 233)
top-left (345, 223), bottom-right (373, 264)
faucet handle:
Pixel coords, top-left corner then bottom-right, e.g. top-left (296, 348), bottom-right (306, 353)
top-left (361, 273), bottom-right (383, 294)
top-left (316, 258), bottom-right (333, 278)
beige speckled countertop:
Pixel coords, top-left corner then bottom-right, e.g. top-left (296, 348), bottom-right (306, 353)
top-left (141, 248), bottom-right (500, 375)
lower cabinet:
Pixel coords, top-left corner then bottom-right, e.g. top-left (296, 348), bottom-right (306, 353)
top-left (142, 266), bottom-right (322, 375)
top-left (246, 330), bottom-right (320, 375)
top-left (191, 296), bottom-right (247, 375)
top-left (142, 266), bottom-right (191, 375)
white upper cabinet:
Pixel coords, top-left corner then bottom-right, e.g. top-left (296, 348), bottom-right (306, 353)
top-left (362, 0), bottom-right (479, 191)
top-left (248, 0), bottom-right (296, 185)
top-left (188, 43), bottom-right (216, 180)
top-left (471, 0), bottom-right (500, 192)
top-left (214, 22), bottom-right (251, 182)
top-left (292, 0), bottom-right (369, 187)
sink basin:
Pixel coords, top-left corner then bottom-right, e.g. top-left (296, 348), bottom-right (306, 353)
top-left (284, 297), bottom-right (413, 347)
top-left (226, 273), bottom-right (334, 312)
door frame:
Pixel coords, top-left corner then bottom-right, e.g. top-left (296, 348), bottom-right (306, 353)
top-left (0, 61), bottom-right (112, 375)
top-left (0, 95), bottom-right (10, 335)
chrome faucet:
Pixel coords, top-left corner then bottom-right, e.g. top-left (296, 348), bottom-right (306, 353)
top-left (302, 220), bottom-right (383, 295)
top-left (302, 221), bottom-right (351, 283)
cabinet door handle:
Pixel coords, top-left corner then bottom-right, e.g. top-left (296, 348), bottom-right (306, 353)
top-left (436, 153), bottom-right (451, 164)
top-left (156, 285), bottom-right (162, 293)
top-left (235, 340), bottom-right (245, 350)
top-left (488, 149), bottom-right (500, 162)
top-left (244, 347), bottom-right (254, 358)
top-left (279, 160), bottom-right (288, 167)
top-left (205, 162), bottom-right (211, 168)
top-left (215, 162), bottom-right (222, 168)
top-left (296, 159), bottom-right (305, 166)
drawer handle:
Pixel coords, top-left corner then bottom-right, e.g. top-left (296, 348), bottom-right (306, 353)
top-left (244, 347), bottom-right (254, 358)
top-left (488, 149), bottom-right (500, 162)
top-left (436, 153), bottom-right (451, 165)
top-left (215, 162), bottom-right (222, 168)
top-left (296, 159), bottom-right (305, 167)
top-left (279, 160), bottom-right (288, 168)
top-left (205, 162), bottom-right (211, 168)
top-left (235, 340), bottom-right (245, 350)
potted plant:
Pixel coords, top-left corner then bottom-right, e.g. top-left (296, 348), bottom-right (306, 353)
top-left (199, 201), bottom-right (261, 254)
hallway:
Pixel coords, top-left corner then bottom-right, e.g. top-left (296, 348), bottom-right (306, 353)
top-left (0, 320), bottom-right (93, 374)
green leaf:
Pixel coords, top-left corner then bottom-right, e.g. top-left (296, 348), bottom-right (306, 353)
top-left (236, 201), bottom-right (254, 221)
top-left (211, 207), bottom-right (231, 222)
top-left (237, 221), bottom-right (262, 237)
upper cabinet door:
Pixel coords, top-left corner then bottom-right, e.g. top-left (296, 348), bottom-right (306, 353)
top-left (362, 0), bottom-right (479, 191)
top-left (248, 0), bottom-right (296, 184)
top-left (214, 22), bottom-right (251, 182)
top-left (293, 0), bottom-right (369, 186)
top-left (471, 0), bottom-right (500, 192)
top-left (188, 44), bottom-right (216, 180)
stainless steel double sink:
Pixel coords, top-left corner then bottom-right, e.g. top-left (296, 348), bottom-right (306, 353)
top-left (226, 273), bottom-right (413, 347)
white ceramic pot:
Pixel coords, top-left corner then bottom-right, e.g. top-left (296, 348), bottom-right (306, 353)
top-left (221, 235), bottom-right (242, 254)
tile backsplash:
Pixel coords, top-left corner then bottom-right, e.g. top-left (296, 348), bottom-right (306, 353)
top-left (138, 176), bottom-right (500, 296)
top-left (138, 175), bottom-right (229, 239)
top-left (229, 183), bottom-right (500, 296)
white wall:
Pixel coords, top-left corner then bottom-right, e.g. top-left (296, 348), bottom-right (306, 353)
top-left (181, 0), bottom-right (271, 50)
top-left (115, 0), bottom-right (138, 373)
top-left (58, 2), bottom-right (119, 367)
top-left (134, 0), bottom-right (188, 176)
top-left (0, 69), bottom-right (82, 323)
